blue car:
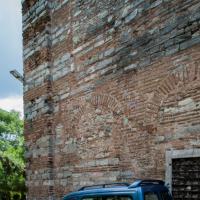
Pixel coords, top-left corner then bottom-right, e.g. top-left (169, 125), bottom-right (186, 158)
top-left (63, 180), bottom-right (173, 200)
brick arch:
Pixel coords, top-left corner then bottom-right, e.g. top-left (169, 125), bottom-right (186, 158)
top-left (89, 94), bottom-right (123, 115)
top-left (66, 93), bottom-right (140, 131)
top-left (145, 61), bottom-right (200, 125)
top-left (66, 93), bottom-right (121, 126)
top-left (63, 92), bottom-right (145, 180)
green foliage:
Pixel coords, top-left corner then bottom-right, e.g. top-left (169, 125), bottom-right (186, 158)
top-left (0, 109), bottom-right (26, 200)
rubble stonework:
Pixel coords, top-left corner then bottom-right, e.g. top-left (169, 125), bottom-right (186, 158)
top-left (23, 0), bottom-right (200, 199)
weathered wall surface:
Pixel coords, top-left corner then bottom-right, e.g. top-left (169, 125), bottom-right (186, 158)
top-left (23, 0), bottom-right (200, 199)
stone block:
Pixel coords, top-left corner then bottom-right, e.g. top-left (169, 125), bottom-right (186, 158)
top-left (165, 44), bottom-right (179, 56)
top-left (180, 36), bottom-right (200, 50)
top-left (125, 9), bottom-right (138, 24)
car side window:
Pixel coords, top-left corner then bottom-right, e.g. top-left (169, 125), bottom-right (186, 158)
top-left (83, 195), bottom-right (133, 200)
top-left (160, 191), bottom-right (171, 200)
top-left (144, 192), bottom-right (159, 200)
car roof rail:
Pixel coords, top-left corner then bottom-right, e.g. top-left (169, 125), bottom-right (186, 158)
top-left (128, 180), bottom-right (165, 188)
top-left (78, 183), bottom-right (130, 191)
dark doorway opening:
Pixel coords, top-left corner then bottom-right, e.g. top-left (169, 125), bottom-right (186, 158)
top-left (172, 157), bottom-right (200, 199)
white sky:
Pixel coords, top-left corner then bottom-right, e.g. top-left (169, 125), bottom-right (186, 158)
top-left (0, 0), bottom-right (23, 115)
top-left (0, 96), bottom-right (23, 115)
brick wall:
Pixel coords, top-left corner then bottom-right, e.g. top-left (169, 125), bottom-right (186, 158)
top-left (23, 0), bottom-right (200, 199)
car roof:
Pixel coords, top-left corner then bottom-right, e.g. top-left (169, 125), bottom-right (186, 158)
top-left (63, 180), bottom-right (167, 200)
top-left (64, 187), bottom-right (135, 200)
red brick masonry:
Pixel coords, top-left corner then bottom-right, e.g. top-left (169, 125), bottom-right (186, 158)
top-left (23, 0), bottom-right (200, 199)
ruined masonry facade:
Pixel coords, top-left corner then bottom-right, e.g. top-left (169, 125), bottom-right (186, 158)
top-left (23, 0), bottom-right (200, 199)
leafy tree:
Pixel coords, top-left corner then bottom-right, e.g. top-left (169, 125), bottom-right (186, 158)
top-left (0, 109), bottom-right (26, 200)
